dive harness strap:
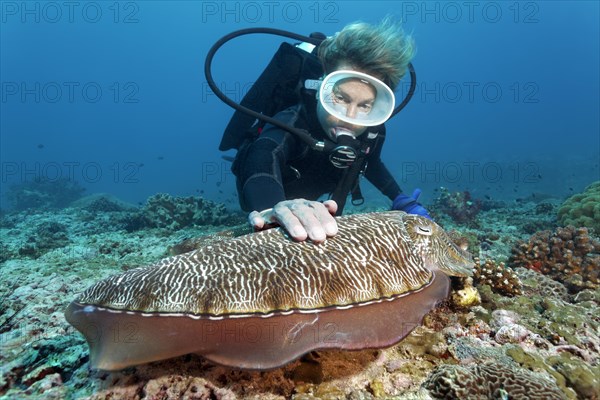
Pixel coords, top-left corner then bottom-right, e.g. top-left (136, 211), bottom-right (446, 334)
top-left (330, 131), bottom-right (380, 215)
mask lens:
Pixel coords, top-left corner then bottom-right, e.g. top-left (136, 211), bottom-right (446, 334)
top-left (319, 70), bottom-right (395, 126)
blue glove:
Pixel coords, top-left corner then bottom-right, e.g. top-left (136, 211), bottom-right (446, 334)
top-left (392, 189), bottom-right (432, 219)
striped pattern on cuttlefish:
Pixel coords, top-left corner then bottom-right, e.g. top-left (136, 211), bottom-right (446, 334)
top-left (65, 211), bottom-right (474, 370)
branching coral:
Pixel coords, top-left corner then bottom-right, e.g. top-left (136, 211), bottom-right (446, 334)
top-left (508, 226), bottom-right (600, 291)
top-left (423, 361), bottom-right (566, 399)
top-left (558, 181), bottom-right (600, 233)
top-left (473, 257), bottom-right (523, 296)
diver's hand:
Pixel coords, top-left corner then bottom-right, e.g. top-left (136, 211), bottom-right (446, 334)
top-left (249, 199), bottom-right (338, 243)
top-left (392, 189), bottom-right (433, 219)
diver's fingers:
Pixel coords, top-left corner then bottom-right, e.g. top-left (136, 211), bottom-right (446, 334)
top-left (312, 201), bottom-right (338, 237)
top-left (248, 210), bottom-right (265, 230)
top-left (248, 208), bottom-right (276, 230)
top-left (272, 202), bottom-right (310, 242)
top-left (322, 200), bottom-right (338, 216)
top-left (252, 200), bottom-right (337, 242)
top-left (291, 202), bottom-right (327, 243)
top-left (277, 200), bottom-right (331, 243)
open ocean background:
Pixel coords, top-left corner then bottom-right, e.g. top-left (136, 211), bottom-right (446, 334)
top-left (1, 0), bottom-right (599, 211)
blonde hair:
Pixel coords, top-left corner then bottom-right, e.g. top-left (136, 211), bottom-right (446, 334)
top-left (317, 17), bottom-right (415, 90)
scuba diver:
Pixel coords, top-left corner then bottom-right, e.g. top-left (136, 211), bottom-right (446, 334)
top-left (209, 19), bottom-right (431, 242)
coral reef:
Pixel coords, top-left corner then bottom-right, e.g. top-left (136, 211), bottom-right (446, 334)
top-left (17, 221), bottom-right (71, 259)
top-left (475, 266), bottom-right (600, 399)
top-left (124, 193), bottom-right (244, 231)
top-left (508, 226), bottom-right (600, 291)
top-left (558, 181), bottom-right (600, 233)
top-left (71, 193), bottom-right (137, 213)
top-left (2, 192), bottom-right (600, 399)
top-left (423, 361), bottom-right (567, 399)
top-left (473, 257), bottom-right (523, 296)
top-left (432, 187), bottom-right (481, 227)
top-left (5, 177), bottom-right (86, 211)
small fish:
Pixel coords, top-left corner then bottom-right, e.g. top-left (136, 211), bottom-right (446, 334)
top-left (37, 144), bottom-right (44, 149)
top-left (157, 156), bottom-right (164, 160)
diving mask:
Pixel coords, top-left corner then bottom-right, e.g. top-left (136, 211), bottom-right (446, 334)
top-left (318, 70), bottom-right (395, 127)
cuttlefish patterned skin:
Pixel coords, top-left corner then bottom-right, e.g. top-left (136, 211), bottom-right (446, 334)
top-left (65, 211), bottom-right (474, 370)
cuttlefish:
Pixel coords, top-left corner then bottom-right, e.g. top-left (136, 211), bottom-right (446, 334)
top-left (65, 211), bottom-right (473, 370)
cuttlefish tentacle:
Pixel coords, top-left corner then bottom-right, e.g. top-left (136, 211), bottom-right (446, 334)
top-left (65, 211), bottom-right (473, 370)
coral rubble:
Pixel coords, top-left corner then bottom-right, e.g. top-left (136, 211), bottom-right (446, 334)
top-left (17, 221), bottom-right (71, 259)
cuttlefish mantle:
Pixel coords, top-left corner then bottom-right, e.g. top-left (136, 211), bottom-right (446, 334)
top-left (65, 211), bottom-right (474, 370)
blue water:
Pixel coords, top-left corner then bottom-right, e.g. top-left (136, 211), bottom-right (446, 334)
top-left (1, 1), bottom-right (599, 211)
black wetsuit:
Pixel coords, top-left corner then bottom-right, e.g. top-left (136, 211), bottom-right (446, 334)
top-left (232, 101), bottom-right (402, 212)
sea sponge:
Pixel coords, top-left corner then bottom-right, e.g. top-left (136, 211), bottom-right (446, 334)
top-left (473, 257), bottom-right (523, 296)
top-left (508, 226), bottom-right (600, 291)
top-left (451, 284), bottom-right (482, 308)
top-left (423, 361), bottom-right (566, 399)
top-left (558, 181), bottom-right (600, 233)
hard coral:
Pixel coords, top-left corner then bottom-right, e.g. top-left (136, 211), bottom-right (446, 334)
top-left (126, 193), bottom-right (242, 231)
top-left (5, 178), bottom-right (85, 211)
top-left (433, 187), bottom-right (481, 227)
top-left (558, 181), bottom-right (600, 233)
top-left (473, 257), bottom-right (523, 296)
top-left (508, 226), bottom-right (600, 291)
top-left (423, 361), bottom-right (566, 399)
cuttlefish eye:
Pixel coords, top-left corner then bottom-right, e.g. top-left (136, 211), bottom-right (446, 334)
top-left (415, 224), bottom-right (433, 236)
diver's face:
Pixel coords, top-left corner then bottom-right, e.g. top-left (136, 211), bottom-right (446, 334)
top-left (317, 78), bottom-right (376, 141)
